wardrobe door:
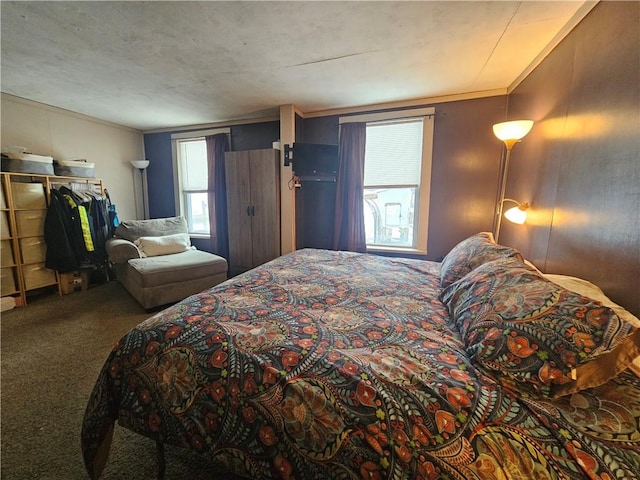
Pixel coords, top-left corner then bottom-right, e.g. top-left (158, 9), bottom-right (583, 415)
top-left (249, 149), bottom-right (280, 268)
top-left (225, 151), bottom-right (253, 273)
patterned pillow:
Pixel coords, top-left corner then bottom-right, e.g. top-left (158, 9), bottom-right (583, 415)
top-left (441, 259), bottom-right (640, 398)
top-left (439, 232), bottom-right (524, 288)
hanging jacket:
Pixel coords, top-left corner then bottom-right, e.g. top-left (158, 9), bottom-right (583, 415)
top-left (87, 190), bottom-right (109, 265)
top-left (59, 187), bottom-right (93, 265)
top-left (44, 189), bottom-right (80, 272)
top-left (44, 187), bottom-right (109, 272)
top-left (70, 188), bottom-right (108, 267)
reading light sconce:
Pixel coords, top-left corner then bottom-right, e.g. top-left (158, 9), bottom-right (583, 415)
top-left (492, 120), bottom-right (533, 242)
top-left (501, 198), bottom-right (529, 224)
top-left (130, 160), bottom-right (150, 219)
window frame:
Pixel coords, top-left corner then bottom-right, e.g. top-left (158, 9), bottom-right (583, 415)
top-left (339, 107), bottom-right (434, 254)
top-left (171, 128), bottom-right (230, 238)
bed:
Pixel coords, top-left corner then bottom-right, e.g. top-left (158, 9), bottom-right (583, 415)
top-left (82, 233), bottom-right (640, 479)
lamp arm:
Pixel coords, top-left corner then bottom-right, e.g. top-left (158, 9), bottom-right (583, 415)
top-left (501, 198), bottom-right (521, 207)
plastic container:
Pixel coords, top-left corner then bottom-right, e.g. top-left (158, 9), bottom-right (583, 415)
top-left (0, 183), bottom-right (6, 209)
top-left (54, 160), bottom-right (95, 178)
top-left (20, 237), bottom-right (47, 264)
top-left (1, 267), bottom-right (18, 295)
top-left (0, 212), bottom-right (11, 239)
top-left (11, 182), bottom-right (47, 209)
top-left (1, 239), bottom-right (15, 266)
top-left (1, 152), bottom-right (54, 175)
top-left (16, 210), bottom-right (46, 237)
top-left (22, 263), bottom-right (56, 290)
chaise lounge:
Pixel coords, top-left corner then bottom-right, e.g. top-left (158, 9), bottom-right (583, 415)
top-left (106, 216), bottom-right (227, 309)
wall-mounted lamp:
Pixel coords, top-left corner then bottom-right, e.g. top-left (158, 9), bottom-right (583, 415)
top-left (501, 198), bottom-right (529, 224)
top-left (492, 120), bottom-right (533, 242)
top-left (130, 160), bottom-right (150, 219)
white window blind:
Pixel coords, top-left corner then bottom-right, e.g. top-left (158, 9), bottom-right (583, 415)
top-left (171, 127), bottom-right (230, 237)
top-left (364, 119), bottom-right (423, 187)
top-left (179, 140), bottom-right (208, 191)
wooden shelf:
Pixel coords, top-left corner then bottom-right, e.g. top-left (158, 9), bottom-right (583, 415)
top-left (1, 172), bottom-right (104, 306)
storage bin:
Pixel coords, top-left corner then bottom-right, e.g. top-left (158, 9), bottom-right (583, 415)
top-left (11, 182), bottom-right (47, 209)
top-left (1, 239), bottom-right (15, 266)
top-left (22, 263), bottom-right (56, 290)
top-left (1, 153), bottom-right (54, 175)
top-left (54, 160), bottom-right (95, 178)
top-left (0, 212), bottom-right (11, 239)
top-left (0, 183), bottom-right (6, 209)
top-left (19, 237), bottom-right (47, 264)
top-left (16, 210), bottom-right (46, 237)
top-left (1, 267), bottom-right (18, 295)
top-left (59, 270), bottom-right (88, 294)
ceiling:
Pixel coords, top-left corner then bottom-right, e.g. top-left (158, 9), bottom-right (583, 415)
top-left (1, 1), bottom-right (594, 132)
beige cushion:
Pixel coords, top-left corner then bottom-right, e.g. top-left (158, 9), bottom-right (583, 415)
top-left (135, 233), bottom-right (191, 257)
top-left (115, 216), bottom-right (188, 242)
top-left (127, 249), bottom-right (227, 288)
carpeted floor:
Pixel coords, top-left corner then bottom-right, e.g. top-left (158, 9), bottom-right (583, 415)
top-left (0, 281), bottom-right (230, 479)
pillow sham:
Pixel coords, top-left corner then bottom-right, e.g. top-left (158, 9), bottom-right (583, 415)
top-left (441, 259), bottom-right (640, 398)
top-left (544, 273), bottom-right (640, 379)
top-left (543, 274), bottom-right (640, 327)
top-left (439, 232), bottom-right (524, 288)
top-left (134, 233), bottom-right (191, 257)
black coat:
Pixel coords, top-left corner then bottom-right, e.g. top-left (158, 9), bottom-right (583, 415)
top-left (44, 189), bottom-right (80, 272)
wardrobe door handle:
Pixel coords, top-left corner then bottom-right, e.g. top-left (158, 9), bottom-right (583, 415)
top-left (246, 206), bottom-right (251, 216)
top-left (251, 206), bottom-right (255, 216)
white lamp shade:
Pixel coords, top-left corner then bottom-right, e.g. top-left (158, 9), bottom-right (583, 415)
top-left (493, 120), bottom-right (534, 142)
top-left (131, 160), bottom-right (150, 170)
top-left (504, 205), bottom-right (528, 224)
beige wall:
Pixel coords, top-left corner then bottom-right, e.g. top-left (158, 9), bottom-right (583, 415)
top-left (1, 94), bottom-right (143, 220)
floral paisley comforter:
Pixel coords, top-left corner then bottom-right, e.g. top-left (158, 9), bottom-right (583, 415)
top-left (82, 249), bottom-right (640, 479)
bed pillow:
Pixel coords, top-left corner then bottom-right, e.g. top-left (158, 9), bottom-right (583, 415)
top-left (441, 259), bottom-right (640, 398)
top-left (544, 274), bottom-right (640, 327)
top-left (134, 233), bottom-right (191, 257)
top-left (544, 273), bottom-right (640, 378)
top-left (439, 232), bottom-right (524, 288)
top-left (115, 216), bottom-right (188, 242)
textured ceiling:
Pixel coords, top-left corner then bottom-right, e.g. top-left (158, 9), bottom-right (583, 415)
top-left (1, 1), bottom-right (593, 131)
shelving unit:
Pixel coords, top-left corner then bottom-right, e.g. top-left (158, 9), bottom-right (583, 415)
top-left (1, 174), bottom-right (23, 305)
top-left (0, 172), bottom-right (104, 307)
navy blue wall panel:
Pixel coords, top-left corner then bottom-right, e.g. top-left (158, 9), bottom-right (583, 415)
top-left (301, 115), bottom-right (339, 145)
top-left (143, 120), bottom-right (280, 221)
top-left (230, 121), bottom-right (279, 151)
top-left (143, 131), bottom-right (175, 219)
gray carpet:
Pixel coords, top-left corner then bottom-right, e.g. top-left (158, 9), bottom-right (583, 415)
top-left (0, 282), bottom-right (232, 480)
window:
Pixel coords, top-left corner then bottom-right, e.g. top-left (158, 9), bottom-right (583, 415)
top-left (341, 108), bottom-right (434, 253)
top-left (171, 128), bottom-right (230, 236)
top-left (177, 139), bottom-right (209, 235)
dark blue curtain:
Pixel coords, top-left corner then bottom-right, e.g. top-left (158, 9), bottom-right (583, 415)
top-left (333, 123), bottom-right (367, 252)
top-left (206, 134), bottom-right (230, 259)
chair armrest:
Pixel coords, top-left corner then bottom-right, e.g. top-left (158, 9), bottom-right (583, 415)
top-left (106, 238), bottom-right (142, 264)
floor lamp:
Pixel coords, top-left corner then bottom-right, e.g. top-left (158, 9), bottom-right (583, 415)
top-left (492, 120), bottom-right (533, 243)
top-left (131, 160), bottom-right (150, 219)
